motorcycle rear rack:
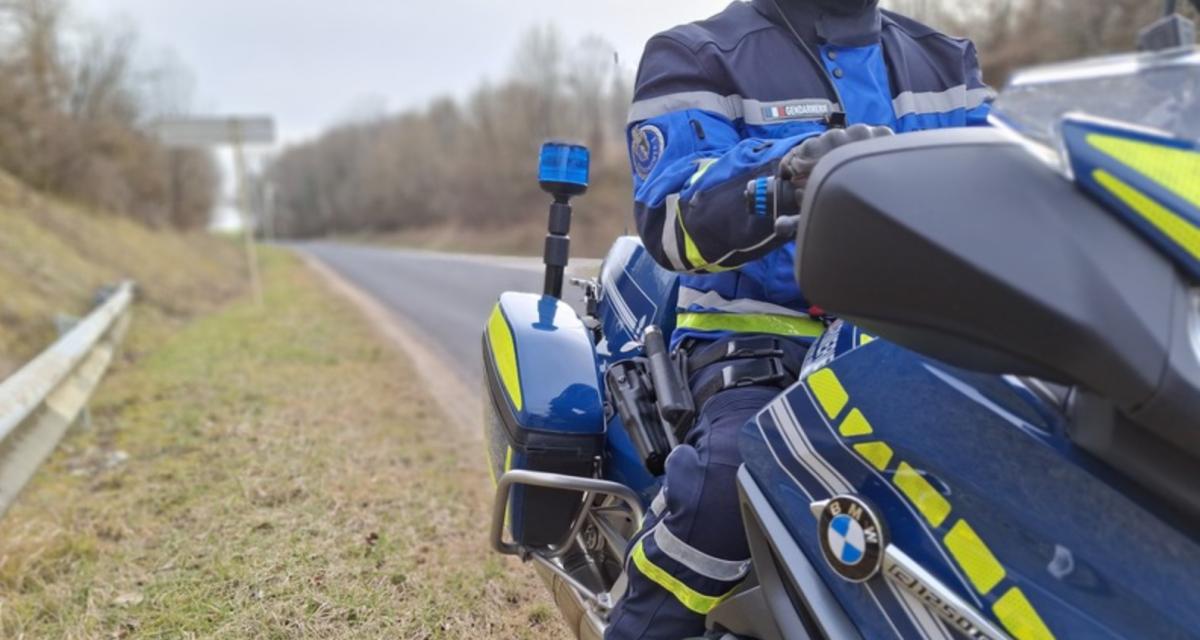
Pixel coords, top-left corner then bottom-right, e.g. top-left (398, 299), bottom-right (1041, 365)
top-left (490, 470), bottom-right (645, 613)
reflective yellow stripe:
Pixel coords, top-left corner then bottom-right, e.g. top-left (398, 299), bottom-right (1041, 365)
top-left (678, 158), bottom-right (735, 272)
top-left (678, 222), bottom-right (735, 273)
top-left (630, 539), bottom-right (732, 614)
top-left (681, 220), bottom-right (708, 270)
top-left (676, 312), bottom-right (824, 339)
top-left (687, 158), bottom-right (719, 188)
top-left (993, 587), bottom-right (1056, 640)
top-left (858, 333), bottom-right (876, 347)
top-left (854, 442), bottom-right (894, 471)
top-left (487, 305), bottom-right (523, 411)
top-left (894, 462), bottom-right (951, 527)
top-left (839, 408), bottom-right (874, 437)
top-left (944, 520), bottom-right (1006, 595)
top-left (1094, 169), bottom-right (1200, 261)
top-left (505, 446), bottom-right (514, 472)
top-left (1088, 134), bottom-right (1200, 207)
top-left (807, 368), bottom-right (849, 419)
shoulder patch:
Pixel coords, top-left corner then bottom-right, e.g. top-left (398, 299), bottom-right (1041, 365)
top-left (631, 124), bottom-right (666, 180)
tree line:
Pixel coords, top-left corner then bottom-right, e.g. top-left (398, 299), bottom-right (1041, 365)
top-left (267, 27), bottom-right (632, 240)
top-left (0, 0), bottom-right (216, 229)
top-left (267, 0), bottom-right (1194, 244)
top-left (890, 0), bottom-right (1197, 84)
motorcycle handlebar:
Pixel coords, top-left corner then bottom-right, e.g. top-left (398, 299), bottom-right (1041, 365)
top-left (745, 176), bottom-right (804, 239)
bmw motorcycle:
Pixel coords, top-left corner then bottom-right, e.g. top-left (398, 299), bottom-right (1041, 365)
top-left (481, 5), bottom-right (1200, 638)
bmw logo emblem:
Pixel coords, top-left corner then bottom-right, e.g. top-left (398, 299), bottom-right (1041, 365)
top-left (817, 495), bottom-right (886, 582)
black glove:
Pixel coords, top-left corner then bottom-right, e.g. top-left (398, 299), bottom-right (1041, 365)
top-left (780, 124), bottom-right (895, 189)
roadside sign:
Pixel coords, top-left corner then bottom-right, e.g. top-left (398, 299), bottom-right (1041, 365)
top-left (149, 116), bottom-right (277, 307)
top-left (150, 116), bottom-right (276, 148)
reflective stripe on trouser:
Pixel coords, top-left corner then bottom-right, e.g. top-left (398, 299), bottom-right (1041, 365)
top-left (606, 381), bottom-right (781, 640)
top-left (676, 311), bottom-right (825, 339)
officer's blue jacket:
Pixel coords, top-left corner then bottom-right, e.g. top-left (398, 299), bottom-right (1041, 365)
top-left (627, 0), bottom-right (991, 346)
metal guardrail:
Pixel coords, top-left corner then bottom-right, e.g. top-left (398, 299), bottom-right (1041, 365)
top-left (0, 281), bottom-right (135, 516)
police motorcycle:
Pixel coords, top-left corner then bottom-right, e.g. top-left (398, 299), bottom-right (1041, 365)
top-left (482, 4), bottom-right (1200, 637)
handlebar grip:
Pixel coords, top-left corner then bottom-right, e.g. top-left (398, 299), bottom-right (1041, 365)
top-left (745, 177), bottom-right (800, 219)
top-left (643, 326), bottom-right (694, 426)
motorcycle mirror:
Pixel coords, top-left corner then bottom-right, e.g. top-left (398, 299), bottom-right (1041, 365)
top-left (796, 127), bottom-right (1200, 456)
top-left (1138, 0), bottom-right (1197, 50)
top-left (537, 142), bottom-right (590, 299)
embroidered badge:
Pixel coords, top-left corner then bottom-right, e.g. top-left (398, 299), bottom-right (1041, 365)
top-left (631, 124), bottom-right (665, 180)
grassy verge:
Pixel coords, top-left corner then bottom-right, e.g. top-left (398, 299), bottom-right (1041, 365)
top-left (0, 169), bottom-right (243, 379)
top-left (0, 249), bottom-right (564, 639)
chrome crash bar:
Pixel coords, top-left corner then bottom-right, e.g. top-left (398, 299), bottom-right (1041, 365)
top-left (490, 470), bottom-right (645, 613)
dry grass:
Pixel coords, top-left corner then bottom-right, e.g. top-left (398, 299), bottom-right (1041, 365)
top-left (0, 169), bottom-right (244, 378)
top-left (0, 250), bottom-right (565, 639)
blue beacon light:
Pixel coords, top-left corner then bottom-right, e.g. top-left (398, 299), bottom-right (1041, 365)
top-left (538, 142), bottom-right (591, 299)
top-left (539, 142), bottom-right (591, 198)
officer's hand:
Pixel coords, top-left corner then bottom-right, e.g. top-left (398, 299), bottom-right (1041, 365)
top-left (780, 124), bottom-right (894, 188)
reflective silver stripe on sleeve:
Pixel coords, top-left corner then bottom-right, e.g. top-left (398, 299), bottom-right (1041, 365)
top-left (677, 287), bottom-right (812, 318)
top-left (744, 98), bottom-right (839, 125)
top-left (892, 86), bottom-right (992, 118)
top-left (661, 194), bottom-right (688, 271)
top-left (649, 489), bottom-right (667, 518)
top-left (629, 92), bottom-right (842, 126)
top-left (628, 91), bottom-right (745, 124)
top-left (652, 522), bottom-right (752, 582)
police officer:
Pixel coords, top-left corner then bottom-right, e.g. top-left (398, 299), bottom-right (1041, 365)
top-left (610, 0), bottom-right (991, 637)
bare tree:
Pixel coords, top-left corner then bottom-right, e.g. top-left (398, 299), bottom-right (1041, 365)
top-left (0, 0), bottom-right (218, 229)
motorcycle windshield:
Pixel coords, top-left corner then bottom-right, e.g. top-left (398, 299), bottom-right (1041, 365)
top-left (992, 46), bottom-right (1200, 158)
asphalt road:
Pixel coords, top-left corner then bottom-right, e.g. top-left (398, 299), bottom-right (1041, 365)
top-left (295, 242), bottom-right (594, 387)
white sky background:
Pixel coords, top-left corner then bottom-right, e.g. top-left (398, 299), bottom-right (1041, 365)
top-left (79, 0), bottom-right (734, 229)
top-left (83, 0), bottom-right (734, 143)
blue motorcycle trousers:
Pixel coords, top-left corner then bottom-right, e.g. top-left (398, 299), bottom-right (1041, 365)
top-left (606, 349), bottom-right (795, 639)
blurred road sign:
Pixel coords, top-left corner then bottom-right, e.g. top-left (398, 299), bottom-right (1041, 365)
top-left (151, 116), bottom-right (276, 148)
top-left (149, 115), bottom-right (276, 307)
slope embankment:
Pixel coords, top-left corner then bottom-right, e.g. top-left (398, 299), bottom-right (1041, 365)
top-left (0, 170), bottom-right (244, 378)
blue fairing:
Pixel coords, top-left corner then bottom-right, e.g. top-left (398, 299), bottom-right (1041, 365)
top-left (597, 236), bottom-right (680, 357)
top-left (594, 237), bottom-right (680, 501)
top-left (741, 326), bottom-right (1200, 638)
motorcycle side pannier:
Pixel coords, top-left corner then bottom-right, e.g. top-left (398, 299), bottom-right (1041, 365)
top-left (482, 292), bottom-right (605, 548)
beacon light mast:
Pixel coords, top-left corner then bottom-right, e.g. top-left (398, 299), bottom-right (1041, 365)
top-left (537, 142), bottom-right (590, 300)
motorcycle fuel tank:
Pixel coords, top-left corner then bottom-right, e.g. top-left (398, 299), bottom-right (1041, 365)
top-left (740, 323), bottom-right (1200, 639)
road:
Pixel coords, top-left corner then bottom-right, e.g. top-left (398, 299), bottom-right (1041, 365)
top-left (296, 242), bottom-right (596, 387)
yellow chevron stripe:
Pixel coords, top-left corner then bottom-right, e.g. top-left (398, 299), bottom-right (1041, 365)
top-left (853, 441), bottom-right (894, 471)
top-left (1088, 134), bottom-right (1200, 208)
top-left (1094, 169), bottom-right (1200, 262)
top-left (839, 408), bottom-right (874, 437)
top-left (944, 520), bottom-right (1006, 595)
top-left (994, 587), bottom-right (1056, 640)
top-left (894, 462), bottom-right (951, 527)
top-left (808, 368), bottom-right (849, 419)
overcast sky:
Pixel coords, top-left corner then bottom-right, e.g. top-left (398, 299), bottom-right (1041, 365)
top-left (84, 0), bottom-right (734, 145)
